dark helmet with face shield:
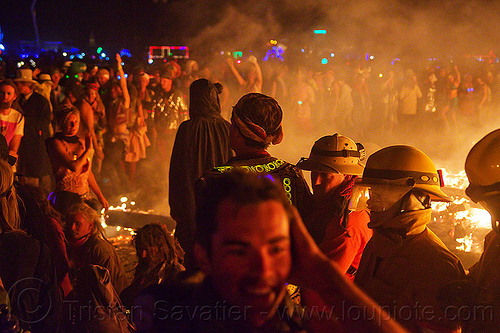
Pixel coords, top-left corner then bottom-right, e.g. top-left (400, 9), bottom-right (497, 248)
top-left (349, 145), bottom-right (450, 213)
top-left (465, 128), bottom-right (500, 232)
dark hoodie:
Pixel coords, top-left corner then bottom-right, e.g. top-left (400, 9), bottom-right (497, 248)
top-left (169, 79), bottom-right (233, 267)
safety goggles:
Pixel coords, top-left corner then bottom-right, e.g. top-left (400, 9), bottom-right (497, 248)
top-left (349, 179), bottom-right (414, 212)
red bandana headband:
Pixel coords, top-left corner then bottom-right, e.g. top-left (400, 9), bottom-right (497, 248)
top-left (232, 112), bottom-right (283, 145)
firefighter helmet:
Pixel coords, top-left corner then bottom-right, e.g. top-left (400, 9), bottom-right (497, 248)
top-left (465, 128), bottom-right (500, 203)
top-left (296, 133), bottom-right (365, 175)
top-left (355, 145), bottom-right (450, 203)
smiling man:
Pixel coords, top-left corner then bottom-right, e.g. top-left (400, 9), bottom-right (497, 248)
top-left (135, 170), bottom-right (302, 332)
top-left (133, 170), bottom-right (408, 333)
top-left (194, 171), bottom-right (293, 328)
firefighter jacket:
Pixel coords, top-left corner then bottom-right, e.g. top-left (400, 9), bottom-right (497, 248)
top-left (355, 209), bottom-right (466, 332)
top-left (466, 230), bottom-right (500, 332)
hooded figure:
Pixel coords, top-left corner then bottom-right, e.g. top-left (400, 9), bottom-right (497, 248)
top-left (169, 79), bottom-right (233, 268)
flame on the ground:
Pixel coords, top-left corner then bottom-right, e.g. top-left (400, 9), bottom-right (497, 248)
top-left (432, 168), bottom-right (491, 254)
top-left (456, 233), bottom-right (473, 252)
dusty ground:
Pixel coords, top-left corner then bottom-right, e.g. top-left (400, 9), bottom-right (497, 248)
top-left (108, 233), bottom-right (137, 285)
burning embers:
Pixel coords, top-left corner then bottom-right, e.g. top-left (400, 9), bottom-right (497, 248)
top-left (429, 169), bottom-right (491, 266)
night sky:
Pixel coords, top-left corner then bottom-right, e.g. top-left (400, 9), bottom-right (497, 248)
top-left (2, 0), bottom-right (500, 58)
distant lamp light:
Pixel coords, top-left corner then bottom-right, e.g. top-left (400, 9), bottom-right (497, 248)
top-left (330, 53), bottom-right (335, 57)
top-left (0, 44), bottom-right (5, 51)
top-left (148, 59), bottom-right (153, 64)
top-left (301, 49), bottom-right (305, 53)
top-left (97, 47), bottom-right (103, 54)
top-left (314, 30), bottom-right (327, 35)
top-left (379, 73), bottom-right (383, 78)
top-left (321, 58), bottom-right (328, 65)
top-left (298, 101), bottom-right (303, 105)
top-left (69, 55), bottom-right (75, 60)
top-left (105, 57), bottom-right (109, 60)
top-left (81, 52), bottom-right (85, 56)
top-left (62, 52), bottom-right (67, 57)
top-left (369, 55), bottom-right (374, 60)
top-left (101, 53), bottom-right (106, 58)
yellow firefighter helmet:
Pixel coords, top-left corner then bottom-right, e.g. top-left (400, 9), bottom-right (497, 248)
top-left (356, 145), bottom-right (450, 202)
top-left (465, 128), bottom-right (500, 202)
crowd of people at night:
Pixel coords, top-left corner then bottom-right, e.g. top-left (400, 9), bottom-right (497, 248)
top-left (0, 48), bottom-right (500, 332)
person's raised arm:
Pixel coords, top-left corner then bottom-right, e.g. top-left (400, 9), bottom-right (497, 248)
top-left (248, 55), bottom-right (263, 92)
top-left (47, 134), bottom-right (93, 173)
top-left (288, 206), bottom-right (408, 333)
top-left (116, 54), bottom-right (130, 109)
top-left (226, 57), bottom-right (246, 87)
top-left (79, 101), bottom-right (103, 160)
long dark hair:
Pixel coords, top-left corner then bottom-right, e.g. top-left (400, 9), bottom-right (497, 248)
top-left (0, 159), bottom-right (19, 232)
top-left (133, 223), bottom-right (184, 277)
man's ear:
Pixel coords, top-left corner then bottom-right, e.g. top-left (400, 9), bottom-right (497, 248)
top-left (194, 243), bottom-right (211, 274)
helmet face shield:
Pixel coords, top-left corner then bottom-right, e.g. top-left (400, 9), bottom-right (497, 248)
top-left (349, 183), bottom-right (411, 212)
